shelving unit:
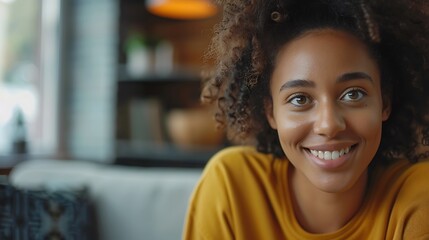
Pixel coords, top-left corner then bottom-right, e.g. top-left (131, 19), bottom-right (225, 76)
top-left (115, 0), bottom-right (223, 167)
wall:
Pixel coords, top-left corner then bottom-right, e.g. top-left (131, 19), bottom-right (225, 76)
top-left (61, 0), bottom-right (118, 162)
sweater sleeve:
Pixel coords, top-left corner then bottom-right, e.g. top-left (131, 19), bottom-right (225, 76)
top-left (182, 154), bottom-right (234, 240)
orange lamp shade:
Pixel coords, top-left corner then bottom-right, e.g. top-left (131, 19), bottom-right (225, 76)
top-left (146, 0), bottom-right (218, 20)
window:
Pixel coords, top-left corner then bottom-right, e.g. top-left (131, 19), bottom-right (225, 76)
top-left (0, 0), bottom-right (61, 156)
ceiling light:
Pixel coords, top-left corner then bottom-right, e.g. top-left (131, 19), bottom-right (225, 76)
top-left (146, 0), bottom-right (218, 20)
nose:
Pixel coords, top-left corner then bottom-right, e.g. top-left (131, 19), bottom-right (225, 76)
top-left (313, 102), bottom-right (346, 138)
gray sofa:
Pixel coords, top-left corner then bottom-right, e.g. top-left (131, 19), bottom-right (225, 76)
top-left (8, 159), bottom-right (202, 240)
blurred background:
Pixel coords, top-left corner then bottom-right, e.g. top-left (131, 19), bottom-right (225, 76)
top-left (0, 1), bottom-right (226, 239)
top-left (0, 0), bottom-right (226, 168)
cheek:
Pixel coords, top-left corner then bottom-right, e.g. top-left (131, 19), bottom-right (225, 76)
top-left (348, 110), bottom-right (383, 141)
top-left (275, 111), bottom-right (312, 145)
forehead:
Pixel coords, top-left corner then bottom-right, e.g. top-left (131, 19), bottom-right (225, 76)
top-left (271, 29), bottom-right (380, 88)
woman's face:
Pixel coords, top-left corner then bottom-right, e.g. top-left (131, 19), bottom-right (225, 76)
top-left (266, 29), bottom-right (390, 193)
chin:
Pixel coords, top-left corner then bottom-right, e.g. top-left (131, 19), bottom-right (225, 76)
top-left (309, 173), bottom-right (359, 193)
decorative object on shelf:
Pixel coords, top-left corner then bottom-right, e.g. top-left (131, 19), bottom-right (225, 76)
top-left (154, 40), bottom-right (174, 75)
top-left (124, 32), bottom-right (152, 78)
top-left (146, 0), bottom-right (218, 20)
top-left (11, 108), bottom-right (27, 154)
top-left (129, 98), bottom-right (164, 144)
top-left (166, 106), bottom-right (224, 149)
top-left (124, 32), bottom-right (174, 78)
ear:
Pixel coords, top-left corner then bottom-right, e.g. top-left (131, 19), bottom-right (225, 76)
top-left (264, 97), bottom-right (278, 129)
top-left (382, 97), bottom-right (391, 121)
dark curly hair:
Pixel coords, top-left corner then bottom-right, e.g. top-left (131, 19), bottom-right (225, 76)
top-left (202, 0), bottom-right (429, 165)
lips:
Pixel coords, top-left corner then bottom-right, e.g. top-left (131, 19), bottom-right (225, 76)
top-left (303, 144), bottom-right (357, 169)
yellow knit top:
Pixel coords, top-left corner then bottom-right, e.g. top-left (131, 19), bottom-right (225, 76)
top-left (183, 146), bottom-right (429, 240)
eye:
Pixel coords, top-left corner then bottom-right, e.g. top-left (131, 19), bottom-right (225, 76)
top-left (287, 93), bottom-right (313, 107)
top-left (341, 88), bottom-right (367, 102)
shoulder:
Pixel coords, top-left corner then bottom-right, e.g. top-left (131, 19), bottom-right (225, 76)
top-left (372, 160), bottom-right (429, 211)
top-left (197, 145), bottom-right (285, 188)
top-left (187, 145), bottom-right (277, 209)
top-left (398, 160), bottom-right (429, 198)
top-left (378, 160), bottom-right (429, 200)
top-left (382, 160), bottom-right (429, 217)
top-left (209, 145), bottom-right (269, 161)
top-left (393, 160), bottom-right (429, 238)
top-left (405, 159), bottom-right (429, 177)
top-left (184, 146), bottom-right (280, 239)
top-left (203, 146), bottom-right (279, 175)
top-left (368, 160), bottom-right (429, 238)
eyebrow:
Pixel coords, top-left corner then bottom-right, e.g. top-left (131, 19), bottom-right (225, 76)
top-left (279, 79), bottom-right (315, 92)
top-left (337, 72), bottom-right (373, 83)
top-left (279, 72), bottom-right (374, 92)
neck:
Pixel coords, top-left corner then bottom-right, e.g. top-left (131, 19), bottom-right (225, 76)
top-left (289, 167), bottom-right (368, 234)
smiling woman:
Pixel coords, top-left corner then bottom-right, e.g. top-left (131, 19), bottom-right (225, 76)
top-left (183, 0), bottom-right (429, 239)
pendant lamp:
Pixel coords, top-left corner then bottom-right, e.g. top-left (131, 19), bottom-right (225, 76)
top-left (146, 0), bottom-right (218, 20)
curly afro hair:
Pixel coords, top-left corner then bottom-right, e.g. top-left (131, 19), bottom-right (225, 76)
top-left (202, 0), bottom-right (429, 165)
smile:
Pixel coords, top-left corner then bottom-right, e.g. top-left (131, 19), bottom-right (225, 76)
top-left (307, 146), bottom-right (355, 161)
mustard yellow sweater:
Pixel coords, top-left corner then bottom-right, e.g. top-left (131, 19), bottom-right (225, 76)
top-left (183, 146), bottom-right (429, 240)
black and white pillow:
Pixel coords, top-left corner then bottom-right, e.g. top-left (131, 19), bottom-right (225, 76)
top-left (0, 183), bottom-right (97, 240)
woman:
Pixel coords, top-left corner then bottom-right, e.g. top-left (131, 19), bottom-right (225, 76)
top-left (183, 0), bottom-right (429, 239)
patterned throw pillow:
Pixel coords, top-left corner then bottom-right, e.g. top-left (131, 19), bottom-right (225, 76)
top-left (0, 183), bottom-right (97, 240)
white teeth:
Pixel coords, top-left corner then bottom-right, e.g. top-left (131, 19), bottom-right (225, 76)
top-left (324, 151), bottom-right (332, 160)
top-left (331, 151), bottom-right (340, 160)
top-left (311, 149), bottom-right (318, 156)
top-left (309, 147), bottom-right (351, 160)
